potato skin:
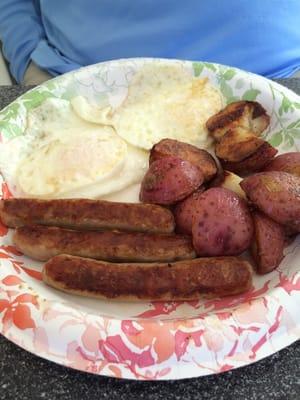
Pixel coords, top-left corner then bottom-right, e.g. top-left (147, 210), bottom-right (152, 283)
top-left (140, 157), bottom-right (204, 205)
top-left (173, 188), bottom-right (205, 235)
top-left (149, 139), bottom-right (217, 182)
top-left (192, 187), bottom-right (254, 256)
top-left (251, 211), bottom-right (285, 274)
top-left (221, 142), bottom-right (278, 175)
top-left (264, 152), bottom-right (300, 177)
top-left (240, 171), bottom-right (300, 232)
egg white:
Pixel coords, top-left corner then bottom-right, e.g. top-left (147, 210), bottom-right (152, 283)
top-left (11, 98), bottom-right (148, 199)
top-left (111, 64), bottom-right (224, 150)
top-left (71, 65), bottom-right (224, 151)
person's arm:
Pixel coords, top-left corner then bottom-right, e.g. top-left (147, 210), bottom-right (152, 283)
top-left (0, 0), bottom-right (45, 83)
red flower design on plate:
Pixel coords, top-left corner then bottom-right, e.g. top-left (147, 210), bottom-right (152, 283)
top-left (0, 285), bottom-right (39, 333)
top-left (0, 183), bottom-right (13, 235)
top-left (276, 271), bottom-right (300, 295)
top-left (99, 334), bottom-right (155, 368)
top-left (1, 182), bottom-right (13, 199)
top-left (121, 320), bottom-right (174, 364)
top-left (136, 302), bottom-right (180, 318)
top-left (0, 221), bottom-right (8, 237)
top-left (121, 319), bottom-right (203, 364)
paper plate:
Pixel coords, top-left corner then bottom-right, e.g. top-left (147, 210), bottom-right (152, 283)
top-left (0, 59), bottom-right (299, 380)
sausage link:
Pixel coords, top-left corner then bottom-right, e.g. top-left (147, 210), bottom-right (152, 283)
top-left (43, 254), bottom-right (253, 301)
top-left (0, 198), bottom-right (175, 233)
top-left (14, 225), bottom-right (195, 262)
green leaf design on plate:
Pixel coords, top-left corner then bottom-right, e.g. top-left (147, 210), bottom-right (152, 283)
top-left (61, 86), bottom-right (78, 101)
top-left (227, 96), bottom-right (239, 104)
top-left (222, 69), bottom-right (236, 81)
top-left (287, 119), bottom-right (300, 130)
top-left (278, 96), bottom-right (293, 116)
top-left (43, 80), bottom-right (57, 91)
top-left (0, 102), bottom-right (21, 123)
top-left (283, 134), bottom-right (294, 149)
top-left (21, 90), bottom-right (57, 111)
top-left (269, 131), bottom-right (283, 147)
top-left (0, 121), bottom-right (23, 140)
top-left (286, 119), bottom-right (300, 139)
top-left (220, 81), bottom-right (234, 102)
top-left (203, 62), bottom-right (217, 71)
top-left (242, 89), bottom-right (260, 101)
top-left (268, 118), bottom-right (300, 150)
top-left (193, 62), bottom-right (204, 77)
top-left (290, 128), bottom-right (300, 138)
top-left (235, 78), bottom-right (245, 89)
top-left (289, 135), bottom-right (295, 145)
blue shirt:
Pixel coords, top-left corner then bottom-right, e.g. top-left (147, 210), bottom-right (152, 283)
top-left (0, 0), bottom-right (300, 82)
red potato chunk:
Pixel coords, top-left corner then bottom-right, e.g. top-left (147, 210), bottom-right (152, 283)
top-left (284, 225), bottom-right (299, 237)
top-left (251, 211), bottom-right (285, 274)
top-left (140, 157), bottom-right (204, 205)
top-left (150, 139), bottom-right (217, 182)
top-left (173, 188), bottom-right (205, 235)
top-left (240, 171), bottom-right (300, 232)
top-left (221, 142), bottom-right (278, 175)
top-left (264, 152), bottom-right (300, 177)
top-left (192, 188), bottom-right (254, 256)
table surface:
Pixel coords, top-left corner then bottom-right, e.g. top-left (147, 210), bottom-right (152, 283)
top-left (0, 80), bottom-right (300, 400)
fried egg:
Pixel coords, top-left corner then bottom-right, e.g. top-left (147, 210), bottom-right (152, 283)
top-left (14, 98), bottom-right (148, 198)
top-left (72, 64), bottom-right (223, 150)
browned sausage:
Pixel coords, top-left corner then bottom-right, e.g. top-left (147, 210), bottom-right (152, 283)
top-left (14, 225), bottom-right (196, 262)
top-left (43, 254), bottom-right (253, 301)
top-left (0, 198), bottom-right (175, 234)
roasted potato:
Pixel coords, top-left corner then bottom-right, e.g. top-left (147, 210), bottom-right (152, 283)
top-left (207, 101), bottom-right (270, 163)
top-left (284, 225), bottom-right (299, 237)
top-left (215, 127), bottom-right (265, 162)
top-left (251, 211), bottom-right (285, 274)
top-left (140, 157), bottom-right (204, 205)
top-left (149, 139), bottom-right (217, 182)
top-left (192, 187), bottom-right (253, 256)
top-left (206, 100), bottom-right (270, 140)
top-left (264, 152), bottom-right (300, 177)
top-left (240, 171), bottom-right (300, 232)
top-left (210, 170), bottom-right (246, 199)
top-left (173, 188), bottom-right (205, 235)
top-left (221, 142), bottom-right (278, 175)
